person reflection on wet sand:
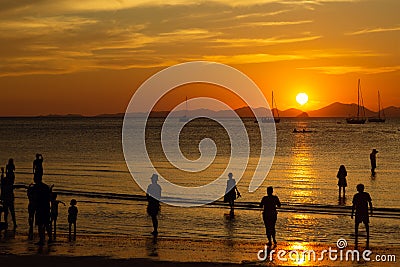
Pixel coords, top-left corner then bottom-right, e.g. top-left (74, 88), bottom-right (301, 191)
top-left (351, 184), bottom-right (373, 249)
top-left (146, 174), bottom-right (161, 236)
top-left (146, 236), bottom-right (159, 257)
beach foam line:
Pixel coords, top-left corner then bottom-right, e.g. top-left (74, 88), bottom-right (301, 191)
top-left (24, 188), bottom-right (399, 219)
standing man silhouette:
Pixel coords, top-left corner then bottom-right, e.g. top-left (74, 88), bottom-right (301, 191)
top-left (369, 149), bottom-right (378, 176)
top-left (260, 186), bottom-right (281, 246)
top-left (31, 174), bottom-right (52, 245)
top-left (33, 154), bottom-right (44, 180)
top-left (147, 174), bottom-right (161, 236)
top-left (351, 184), bottom-right (373, 248)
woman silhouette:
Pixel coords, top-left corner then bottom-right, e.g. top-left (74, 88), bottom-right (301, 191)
top-left (224, 173), bottom-right (241, 217)
top-left (337, 165), bottom-right (348, 198)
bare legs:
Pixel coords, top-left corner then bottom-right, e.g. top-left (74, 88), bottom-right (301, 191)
top-left (229, 200), bottom-right (234, 216)
top-left (3, 203), bottom-right (17, 229)
top-left (151, 215), bottom-right (158, 235)
top-left (51, 218), bottom-right (57, 240)
top-left (263, 216), bottom-right (277, 246)
top-left (69, 222), bottom-right (76, 241)
top-left (338, 186), bottom-right (346, 198)
top-left (355, 222), bottom-right (370, 248)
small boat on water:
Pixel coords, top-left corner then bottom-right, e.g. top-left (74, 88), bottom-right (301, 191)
top-left (262, 91), bottom-right (280, 123)
top-left (368, 90), bottom-right (386, 123)
top-left (293, 128), bottom-right (313, 133)
top-left (346, 79), bottom-right (366, 124)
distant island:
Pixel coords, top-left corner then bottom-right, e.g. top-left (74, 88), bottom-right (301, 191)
top-left (36, 102), bottom-right (400, 118)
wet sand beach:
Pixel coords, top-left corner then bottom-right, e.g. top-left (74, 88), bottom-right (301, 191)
top-left (0, 233), bottom-right (398, 266)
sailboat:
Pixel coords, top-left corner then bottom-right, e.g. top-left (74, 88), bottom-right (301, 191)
top-left (368, 90), bottom-right (386, 123)
top-left (346, 79), bottom-right (366, 124)
top-left (262, 91), bottom-right (280, 123)
top-left (179, 96), bottom-right (189, 122)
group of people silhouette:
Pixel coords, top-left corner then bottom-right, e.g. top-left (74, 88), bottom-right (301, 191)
top-left (0, 149), bottom-right (379, 249)
top-left (0, 154), bottom-right (78, 245)
top-left (147, 149), bottom-right (378, 249)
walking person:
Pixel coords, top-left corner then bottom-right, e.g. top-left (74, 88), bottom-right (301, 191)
top-left (68, 199), bottom-right (78, 241)
top-left (260, 186), bottom-right (281, 246)
top-left (337, 165), bottom-right (348, 198)
top-left (224, 173), bottom-right (241, 217)
top-left (146, 174), bottom-right (161, 236)
top-left (369, 149), bottom-right (378, 176)
top-left (351, 184), bottom-right (373, 248)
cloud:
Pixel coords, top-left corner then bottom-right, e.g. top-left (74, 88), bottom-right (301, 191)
top-left (0, 0), bottom-right (358, 17)
top-left (0, 16), bottom-right (98, 38)
top-left (203, 53), bottom-right (305, 64)
top-left (0, 0), bottom-right (398, 78)
top-left (235, 9), bottom-right (292, 19)
top-left (346, 25), bottom-right (400, 35)
top-left (298, 65), bottom-right (400, 75)
top-left (212, 35), bottom-right (321, 48)
top-left (242, 20), bottom-right (313, 27)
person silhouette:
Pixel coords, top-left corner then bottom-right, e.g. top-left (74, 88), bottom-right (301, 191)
top-left (369, 149), bottom-right (378, 176)
top-left (50, 192), bottom-right (65, 241)
top-left (68, 199), bottom-right (78, 241)
top-left (31, 174), bottom-right (52, 245)
top-left (351, 184), bottom-right (373, 248)
top-left (260, 186), bottom-right (281, 246)
top-left (1, 161), bottom-right (17, 229)
top-left (6, 158), bottom-right (15, 181)
top-left (33, 154), bottom-right (44, 180)
top-left (27, 183), bottom-right (35, 240)
top-left (336, 165), bottom-right (348, 198)
top-left (224, 173), bottom-right (241, 217)
top-left (0, 203), bottom-right (8, 235)
top-left (146, 174), bottom-right (161, 236)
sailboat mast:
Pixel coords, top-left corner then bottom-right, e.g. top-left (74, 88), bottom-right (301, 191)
top-left (357, 79), bottom-right (360, 118)
top-left (378, 90), bottom-right (381, 118)
top-left (185, 96), bottom-right (188, 118)
top-left (272, 91), bottom-right (274, 116)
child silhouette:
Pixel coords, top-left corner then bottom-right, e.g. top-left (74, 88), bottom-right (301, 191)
top-left (50, 192), bottom-right (65, 240)
top-left (68, 199), bottom-right (78, 241)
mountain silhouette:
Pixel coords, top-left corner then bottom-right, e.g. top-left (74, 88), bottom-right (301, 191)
top-left (308, 102), bottom-right (375, 117)
top-left (40, 102), bottom-right (400, 118)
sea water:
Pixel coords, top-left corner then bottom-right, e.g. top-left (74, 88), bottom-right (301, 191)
top-left (0, 117), bottom-right (399, 246)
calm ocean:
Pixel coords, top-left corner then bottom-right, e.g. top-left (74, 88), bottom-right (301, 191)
top-left (0, 117), bottom-right (399, 246)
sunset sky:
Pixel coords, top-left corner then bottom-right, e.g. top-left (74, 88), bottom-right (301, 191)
top-left (1, 0), bottom-right (399, 116)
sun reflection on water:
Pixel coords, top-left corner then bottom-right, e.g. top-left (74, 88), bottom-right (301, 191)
top-left (289, 131), bottom-right (317, 204)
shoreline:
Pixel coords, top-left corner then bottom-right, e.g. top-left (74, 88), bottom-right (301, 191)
top-left (0, 233), bottom-right (398, 266)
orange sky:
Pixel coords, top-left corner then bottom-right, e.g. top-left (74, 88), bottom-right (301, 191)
top-left (0, 0), bottom-right (399, 116)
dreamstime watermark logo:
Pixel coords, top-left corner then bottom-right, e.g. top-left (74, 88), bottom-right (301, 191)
top-left (122, 61), bottom-right (277, 207)
top-left (257, 238), bottom-right (397, 263)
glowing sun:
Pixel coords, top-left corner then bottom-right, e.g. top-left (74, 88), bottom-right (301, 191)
top-left (296, 93), bottom-right (309, 106)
